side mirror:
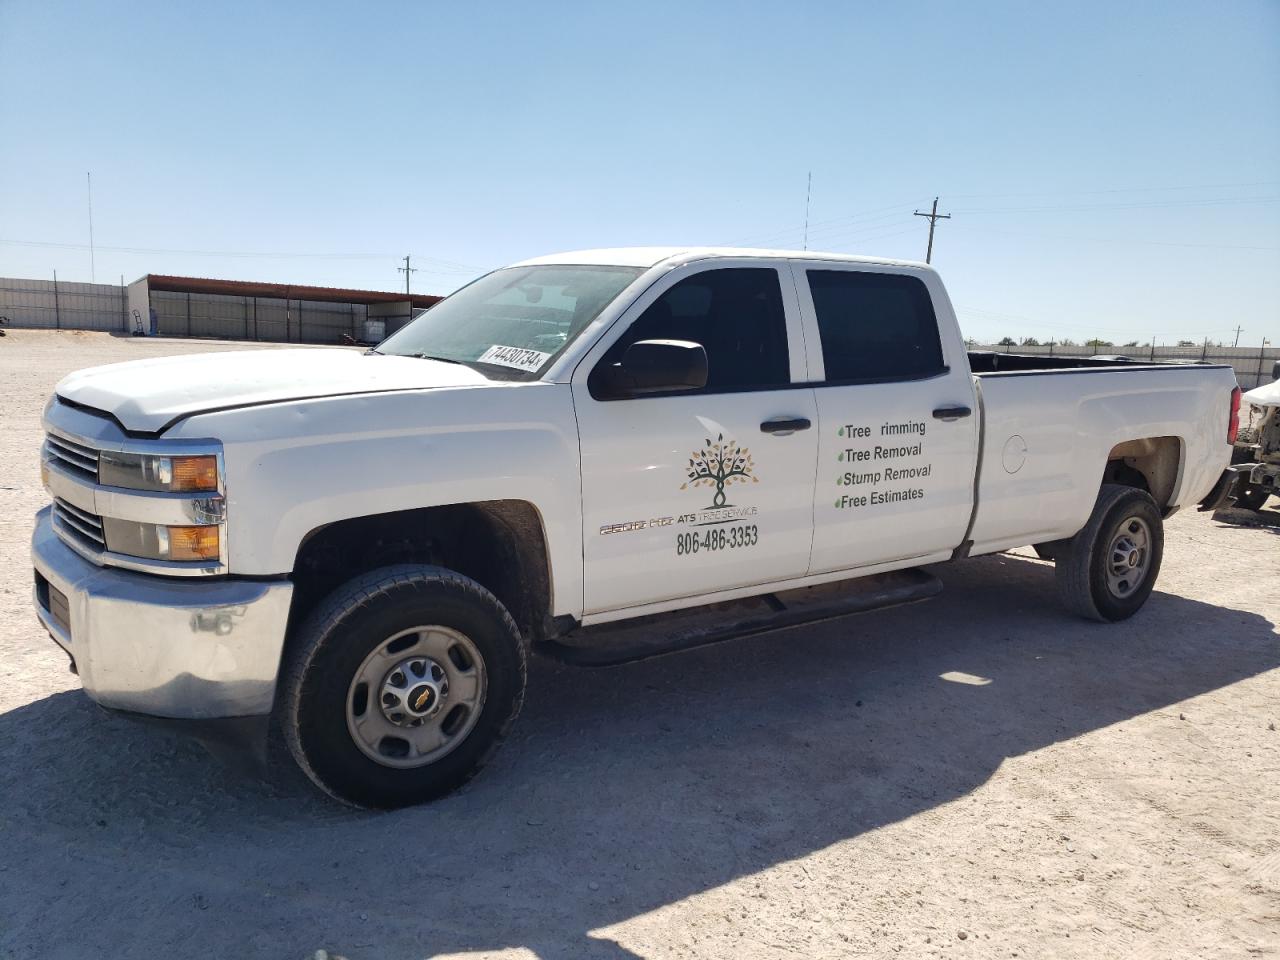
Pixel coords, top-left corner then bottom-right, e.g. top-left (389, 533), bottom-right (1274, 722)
top-left (595, 339), bottom-right (708, 399)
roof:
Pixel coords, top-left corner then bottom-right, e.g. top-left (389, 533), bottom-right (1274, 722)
top-left (512, 246), bottom-right (931, 270)
top-left (142, 274), bottom-right (442, 308)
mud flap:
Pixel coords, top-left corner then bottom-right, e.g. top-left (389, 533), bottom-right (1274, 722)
top-left (1198, 465), bottom-right (1253, 512)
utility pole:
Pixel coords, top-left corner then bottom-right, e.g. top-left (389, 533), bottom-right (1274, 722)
top-left (913, 197), bottom-right (951, 264)
top-left (397, 255), bottom-right (418, 296)
top-left (1232, 324), bottom-right (1243, 347)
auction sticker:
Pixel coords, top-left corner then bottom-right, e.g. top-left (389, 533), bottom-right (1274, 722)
top-left (478, 344), bottom-right (551, 371)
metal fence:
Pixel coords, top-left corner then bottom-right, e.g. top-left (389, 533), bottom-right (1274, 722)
top-left (0, 277), bottom-right (127, 332)
top-left (149, 290), bottom-right (370, 344)
top-left (969, 341), bottom-right (1280, 389)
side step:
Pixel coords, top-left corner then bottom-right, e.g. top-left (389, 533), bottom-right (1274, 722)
top-left (540, 568), bottom-right (942, 667)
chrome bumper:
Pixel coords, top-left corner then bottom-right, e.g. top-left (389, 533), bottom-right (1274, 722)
top-left (31, 507), bottom-right (293, 719)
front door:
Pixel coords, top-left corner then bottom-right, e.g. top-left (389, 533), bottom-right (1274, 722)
top-left (574, 263), bottom-right (819, 615)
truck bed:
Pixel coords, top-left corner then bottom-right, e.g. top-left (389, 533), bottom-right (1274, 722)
top-left (966, 351), bottom-right (1192, 374)
top-left (964, 357), bottom-right (1237, 557)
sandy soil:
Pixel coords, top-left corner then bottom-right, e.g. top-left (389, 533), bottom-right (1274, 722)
top-left (1, 329), bottom-right (1277, 960)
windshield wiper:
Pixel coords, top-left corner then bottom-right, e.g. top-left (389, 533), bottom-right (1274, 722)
top-left (407, 353), bottom-right (466, 366)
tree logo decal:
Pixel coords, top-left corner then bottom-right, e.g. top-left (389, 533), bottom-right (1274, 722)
top-left (681, 434), bottom-right (758, 508)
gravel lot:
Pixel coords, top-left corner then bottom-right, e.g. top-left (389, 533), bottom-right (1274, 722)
top-left (1, 330), bottom-right (1277, 960)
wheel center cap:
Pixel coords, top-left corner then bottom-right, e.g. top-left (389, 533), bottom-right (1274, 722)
top-left (406, 682), bottom-right (440, 716)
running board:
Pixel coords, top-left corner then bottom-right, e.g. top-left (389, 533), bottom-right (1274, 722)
top-left (540, 568), bottom-right (942, 667)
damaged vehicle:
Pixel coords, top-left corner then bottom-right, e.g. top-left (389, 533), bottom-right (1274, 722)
top-left (1228, 361), bottom-right (1280, 511)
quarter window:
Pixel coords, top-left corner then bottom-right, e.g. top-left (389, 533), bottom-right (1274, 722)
top-left (595, 268), bottom-right (790, 394)
top-left (806, 270), bottom-right (945, 382)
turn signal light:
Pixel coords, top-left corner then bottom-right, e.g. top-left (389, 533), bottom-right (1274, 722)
top-left (169, 456), bottom-right (220, 492)
top-left (164, 525), bottom-right (221, 562)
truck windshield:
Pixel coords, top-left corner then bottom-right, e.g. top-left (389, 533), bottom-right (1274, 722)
top-left (376, 264), bottom-right (645, 378)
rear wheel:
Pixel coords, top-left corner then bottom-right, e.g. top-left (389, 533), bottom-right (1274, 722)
top-left (1056, 484), bottom-right (1164, 622)
top-left (280, 565), bottom-right (527, 809)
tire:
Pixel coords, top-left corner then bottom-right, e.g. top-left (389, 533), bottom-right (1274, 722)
top-left (280, 565), bottom-right (527, 809)
top-left (1234, 485), bottom-right (1271, 512)
top-left (1055, 484), bottom-right (1164, 623)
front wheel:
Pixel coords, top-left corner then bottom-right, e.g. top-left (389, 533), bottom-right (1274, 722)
top-left (279, 565), bottom-right (527, 809)
top-left (1055, 484), bottom-right (1164, 622)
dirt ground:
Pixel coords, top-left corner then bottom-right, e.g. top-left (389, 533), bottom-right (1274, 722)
top-left (1, 329), bottom-right (1277, 960)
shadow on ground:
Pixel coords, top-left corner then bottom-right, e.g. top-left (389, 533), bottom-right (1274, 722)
top-left (1, 554), bottom-right (1276, 958)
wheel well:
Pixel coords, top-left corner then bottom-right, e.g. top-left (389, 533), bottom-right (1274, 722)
top-left (288, 501), bottom-right (554, 645)
top-left (1103, 436), bottom-right (1182, 509)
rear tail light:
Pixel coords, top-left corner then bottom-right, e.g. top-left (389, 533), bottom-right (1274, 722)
top-left (1228, 386), bottom-right (1242, 444)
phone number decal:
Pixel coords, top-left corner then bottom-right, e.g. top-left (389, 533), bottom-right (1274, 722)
top-left (676, 524), bottom-right (759, 555)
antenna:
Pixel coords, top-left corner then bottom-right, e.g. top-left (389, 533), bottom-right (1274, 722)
top-left (803, 171), bottom-right (812, 250)
top-left (86, 172), bottom-right (96, 283)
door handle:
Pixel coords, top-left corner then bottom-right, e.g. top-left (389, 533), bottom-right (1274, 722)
top-left (932, 406), bottom-right (972, 422)
top-left (760, 417), bottom-right (812, 435)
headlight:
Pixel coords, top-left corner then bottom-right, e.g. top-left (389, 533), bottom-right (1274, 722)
top-left (102, 520), bottom-right (221, 562)
top-left (98, 452), bottom-right (219, 492)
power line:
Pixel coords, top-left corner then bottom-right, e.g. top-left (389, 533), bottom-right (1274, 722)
top-left (945, 179), bottom-right (1280, 201)
top-left (951, 195), bottom-right (1279, 215)
top-left (959, 224), bottom-right (1280, 253)
top-left (913, 197), bottom-right (951, 263)
top-left (0, 237), bottom-right (481, 273)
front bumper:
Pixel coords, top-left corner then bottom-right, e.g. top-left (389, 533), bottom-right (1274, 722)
top-left (31, 506), bottom-right (293, 719)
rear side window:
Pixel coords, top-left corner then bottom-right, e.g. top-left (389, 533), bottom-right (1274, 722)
top-left (597, 267), bottom-right (790, 393)
top-left (806, 270), bottom-right (945, 382)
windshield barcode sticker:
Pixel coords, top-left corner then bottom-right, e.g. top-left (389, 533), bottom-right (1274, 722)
top-left (477, 344), bottom-right (552, 372)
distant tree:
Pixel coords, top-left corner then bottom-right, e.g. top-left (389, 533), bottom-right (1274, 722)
top-left (1123, 340), bottom-right (1140, 348)
top-left (1086, 338), bottom-right (1114, 349)
top-left (1060, 338), bottom-right (1077, 346)
top-left (997, 336), bottom-right (1017, 346)
top-left (1019, 336), bottom-right (1041, 346)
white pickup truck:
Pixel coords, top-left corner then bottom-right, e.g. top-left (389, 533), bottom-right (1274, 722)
top-left (32, 247), bottom-right (1244, 808)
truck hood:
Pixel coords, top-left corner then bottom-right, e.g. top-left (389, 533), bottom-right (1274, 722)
top-left (56, 348), bottom-right (493, 433)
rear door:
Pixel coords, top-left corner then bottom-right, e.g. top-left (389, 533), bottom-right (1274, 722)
top-left (791, 261), bottom-right (979, 575)
top-left (573, 261), bottom-right (819, 615)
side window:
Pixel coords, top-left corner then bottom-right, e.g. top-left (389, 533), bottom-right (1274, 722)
top-left (595, 268), bottom-right (790, 393)
top-left (806, 270), bottom-right (945, 382)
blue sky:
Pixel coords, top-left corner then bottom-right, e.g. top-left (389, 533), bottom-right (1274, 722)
top-left (2, 0), bottom-right (1277, 346)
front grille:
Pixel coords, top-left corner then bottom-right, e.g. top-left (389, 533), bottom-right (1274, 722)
top-left (44, 432), bottom-right (99, 481)
top-left (52, 497), bottom-right (106, 553)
